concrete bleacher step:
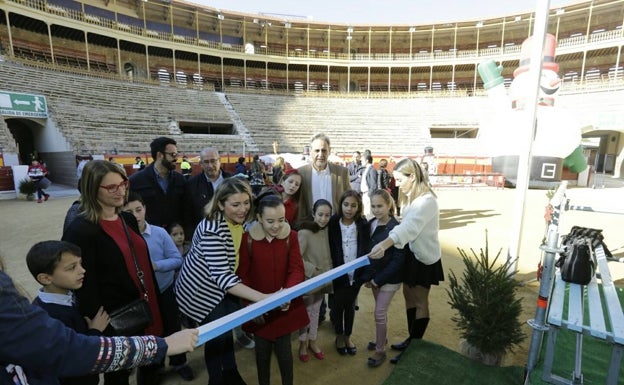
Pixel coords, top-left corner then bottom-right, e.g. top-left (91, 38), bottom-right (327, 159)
top-left (0, 61), bottom-right (239, 154)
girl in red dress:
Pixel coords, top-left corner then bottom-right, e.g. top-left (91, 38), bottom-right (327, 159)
top-left (237, 195), bottom-right (309, 385)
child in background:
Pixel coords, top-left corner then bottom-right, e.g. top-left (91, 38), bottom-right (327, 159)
top-left (328, 190), bottom-right (371, 356)
top-left (237, 195), bottom-right (309, 385)
top-left (28, 158), bottom-right (50, 203)
top-left (362, 189), bottom-right (404, 367)
top-left (167, 222), bottom-right (190, 258)
top-left (26, 240), bottom-right (110, 385)
top-left (297, 199), bottom-right (333, 362)
top-left (278, 170), bottom-right (302, 225)
top-left (124, 192), bottom-right (194, 381)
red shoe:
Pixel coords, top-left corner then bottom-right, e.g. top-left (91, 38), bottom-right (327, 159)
top-left (37, 198), bottom-right (42, 203)
top-left (44, 194), bottom-right (50, 201)
top-left (313, 350), bottom-right (325, 360)
top-left (299, 353), bottom-right (309, 362)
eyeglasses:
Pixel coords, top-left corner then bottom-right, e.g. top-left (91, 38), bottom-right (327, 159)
top-left (99, 180), bottom-right (129, 193)
top-left (201, 159), bottom-right (220, 164)
top-left (163, 151), bottom-right (179, 158)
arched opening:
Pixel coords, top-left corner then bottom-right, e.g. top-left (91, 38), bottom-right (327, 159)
top-left (124, 62), bottom-right (135, 80)
top-left (6, 118), bottom-right (38, 164)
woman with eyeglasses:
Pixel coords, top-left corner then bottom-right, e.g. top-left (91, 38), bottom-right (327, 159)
top-left (62, 160), bottom-right (164, 385)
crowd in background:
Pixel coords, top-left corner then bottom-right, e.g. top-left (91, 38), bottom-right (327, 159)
top-left (3, 134), bottom-right (442, 385)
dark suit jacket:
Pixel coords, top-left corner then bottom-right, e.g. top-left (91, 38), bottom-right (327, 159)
top-left (297, 163), bottom-right (350, 224)
top-left (128, 164), bottom-right (186, 228)
top-left (363, 165), bottom-right (379, 197)
top-left (184, 170), bottom-right (232, 237)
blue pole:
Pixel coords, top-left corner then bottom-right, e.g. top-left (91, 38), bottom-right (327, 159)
top-left (196, 256), bottom-right (370, 346)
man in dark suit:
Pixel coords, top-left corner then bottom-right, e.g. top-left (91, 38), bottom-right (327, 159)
top-left (360, 152), bottom-right (378, 219)
top-left (297, 133), bottom-right (350, 224)
top-left (129, 137), bottom-right (186, 229)
top-left (184, 147), bottom-right (232, 236)
top-left (347, 151), bottom-right (363, 193)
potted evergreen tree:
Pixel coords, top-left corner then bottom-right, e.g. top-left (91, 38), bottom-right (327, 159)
top-left (18, 178), bottom-right (36, 200)
top-left (446, 231), bottom-right (525, 366)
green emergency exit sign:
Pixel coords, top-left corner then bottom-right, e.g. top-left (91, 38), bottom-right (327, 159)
top-left (0, 91), bottom-right (48, 118)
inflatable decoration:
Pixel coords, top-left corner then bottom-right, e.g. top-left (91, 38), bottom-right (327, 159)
top-left (478, 34), bottom-right (587, 188)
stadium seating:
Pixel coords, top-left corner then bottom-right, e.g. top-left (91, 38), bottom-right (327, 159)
top-left (0, 61), bottom-right (246, 154)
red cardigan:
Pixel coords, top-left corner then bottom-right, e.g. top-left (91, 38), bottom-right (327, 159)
top-left (237, 226), bottom-right (309, 341)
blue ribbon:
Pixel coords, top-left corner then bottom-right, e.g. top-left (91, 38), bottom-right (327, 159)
top-left (196, 256), bottom-right (370, 346)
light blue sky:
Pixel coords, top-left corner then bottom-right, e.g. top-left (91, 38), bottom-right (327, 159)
top-left (192, 0), bottom-right (570, 24)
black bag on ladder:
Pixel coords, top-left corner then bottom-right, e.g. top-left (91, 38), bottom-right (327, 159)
top-left (556, 238), bottom-right (595, 285)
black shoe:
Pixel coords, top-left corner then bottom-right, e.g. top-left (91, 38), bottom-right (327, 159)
top-left (390, 338), bottom-right (411, 351)
top-left (367, 352), bottom-right (387, 367)
top-left (174, 364), bottom-right (194, 381)
top-left (390, 351), bottom-right (404, 364)
top-left (335, 337), bottom-right (347, 355)
top-left (346, 345), bottom-right (357, 355)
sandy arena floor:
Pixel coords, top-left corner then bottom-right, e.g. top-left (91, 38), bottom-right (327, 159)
top-left (1, 181), bottom-right (623, 385)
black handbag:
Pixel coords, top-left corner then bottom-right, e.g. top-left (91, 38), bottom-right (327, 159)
top-left (556, 237), bottom-right (595, 285)
top-left (109, 298), bottom-right (152, 335)
top-left (109, 218), bottom-right (153, 335)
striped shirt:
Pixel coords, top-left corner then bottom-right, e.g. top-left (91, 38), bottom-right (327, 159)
top-left (175, 212), bottom-right (241, 323)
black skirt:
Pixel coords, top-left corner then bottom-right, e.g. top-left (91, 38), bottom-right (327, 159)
top-left (403, 246), bottom-right (444, 287)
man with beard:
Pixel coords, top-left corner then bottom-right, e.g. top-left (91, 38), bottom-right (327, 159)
top-left (184, 147), bottom-right (232, 237)
top-left (129, 137), bottom-right (187, 229)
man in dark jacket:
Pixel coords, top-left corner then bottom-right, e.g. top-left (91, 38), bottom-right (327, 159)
top-left (129, 137), bottom-right (186, 229)
top-left (361, 153), bottom-right (378, 219)
top-left (347, 151), bottom-right (363, 193)
top-left (184, 147), bottom-right (232, 236)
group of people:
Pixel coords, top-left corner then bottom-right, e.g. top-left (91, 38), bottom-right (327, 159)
top-left (3, 133), bottom-right (444, 385)
top-left (347, 151), bottom-right (394, 219)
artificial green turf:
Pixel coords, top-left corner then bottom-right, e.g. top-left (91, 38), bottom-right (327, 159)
top-left (383, 339), bottom-right (524, 385)
top-left (384, 287), bottom-right (624, 385)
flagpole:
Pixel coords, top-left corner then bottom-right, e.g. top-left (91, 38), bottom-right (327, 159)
top-left (507, 0), bottom-right (551, 275)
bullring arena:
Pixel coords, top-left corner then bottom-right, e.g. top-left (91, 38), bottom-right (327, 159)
top-left (1, 0), bottom-right (624, 384)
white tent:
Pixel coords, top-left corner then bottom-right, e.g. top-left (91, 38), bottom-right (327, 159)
top-left (259, 153), bottom-right (308, 169)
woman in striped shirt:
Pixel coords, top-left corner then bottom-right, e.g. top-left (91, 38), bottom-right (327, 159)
top-left (175, 177), bottom-right (270, 385)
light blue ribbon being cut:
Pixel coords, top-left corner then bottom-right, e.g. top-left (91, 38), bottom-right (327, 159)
top-left (196, 255), bottom-right (370, 346)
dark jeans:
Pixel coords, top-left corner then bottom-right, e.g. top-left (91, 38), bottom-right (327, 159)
top-left (332, 284), bottom-right (360, 336)
top-left (199, 295), bottom-right (240, 384)
top-left (34, 180), bottom-right (46, 199)
top-left (255, 334), bottom-right (293, 385)
top-left (160, 285), bottom-right (186, 367)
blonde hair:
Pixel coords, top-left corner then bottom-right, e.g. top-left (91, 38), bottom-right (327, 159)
top-left (274, 156), bottom-right (284, 168)
top-left (204, 177), bottom-right (254, 222)
top-left (393, 158), bottom-right (436, 208)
